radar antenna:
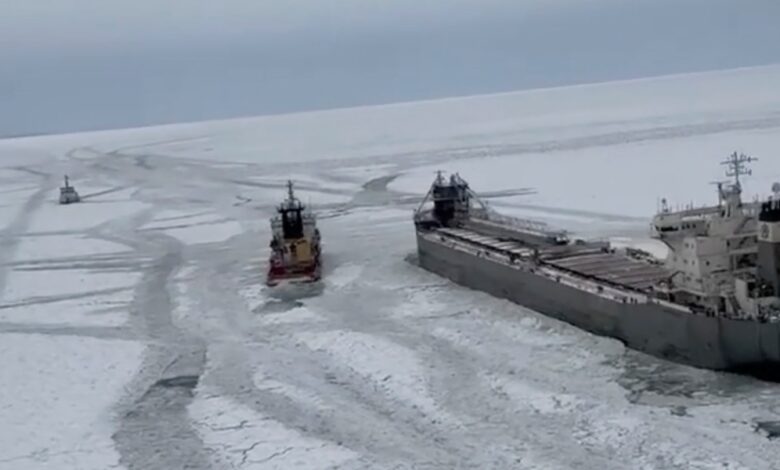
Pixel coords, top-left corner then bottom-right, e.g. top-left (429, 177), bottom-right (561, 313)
top-left (721, 151), bottom-right (757, 190)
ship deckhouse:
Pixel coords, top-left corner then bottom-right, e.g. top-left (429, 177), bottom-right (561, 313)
top-left (652, 153), bottom-right (763, 312)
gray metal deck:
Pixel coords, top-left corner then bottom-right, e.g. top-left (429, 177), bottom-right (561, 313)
top-left (544, 251), bottom-right (670, 290)
top-left (435, 226), bottom-right (670, 291)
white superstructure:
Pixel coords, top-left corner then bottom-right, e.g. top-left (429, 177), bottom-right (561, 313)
top-left (652, 152), bottom-right (780, 320)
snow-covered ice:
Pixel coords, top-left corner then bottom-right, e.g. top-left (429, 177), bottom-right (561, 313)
top-left (2, 64), bottom-right (780, 469)
top-left (189, 393), bottom-right (358, 469)
top-left (257, 306), bottom-right (323, 326)
top-left (296, 330), bottom-right (445, 420)
top-left (142, 211), bottom-right (243, 245)
top-left (389, 130), bottom-right (780, 221)
top-left (27, 191), bottom-right (147, 233)
top-left (13, 235), bottom-right (129, 261)
top-left (0, 334), bottom-right (144, 470)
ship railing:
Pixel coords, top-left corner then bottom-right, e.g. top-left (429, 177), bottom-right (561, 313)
top-left (654, 206), bottom-right (719, 221)
top-left (475, 211), bottom-right (569, 238)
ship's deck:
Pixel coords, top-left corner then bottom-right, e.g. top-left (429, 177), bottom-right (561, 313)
top-left (432, 227), bottom-right (670, 291)
top-left (542, 251), bottom-right (669, 290)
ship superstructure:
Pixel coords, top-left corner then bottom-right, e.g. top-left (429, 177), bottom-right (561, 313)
top-left (652, 152), bottom-right (780, 322)
top-left (266, 181), bottom-right (322, 287)
top-left (413, 157), bottom-right (780, 375)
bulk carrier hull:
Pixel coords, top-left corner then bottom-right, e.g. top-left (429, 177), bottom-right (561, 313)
top-left (416, 232), bottom-right (780, 373)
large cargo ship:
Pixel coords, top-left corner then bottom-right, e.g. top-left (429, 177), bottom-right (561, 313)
top-left (413, 154), bottom-right (780, 377)
top-left (266, 181), bottom-right (322, 287)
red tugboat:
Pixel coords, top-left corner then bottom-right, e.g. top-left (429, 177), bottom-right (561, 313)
top-left (266, 181), bottom-right (322, 287)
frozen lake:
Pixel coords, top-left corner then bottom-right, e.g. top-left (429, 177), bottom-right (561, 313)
top-left (2, 65), bottom-right (780, 469)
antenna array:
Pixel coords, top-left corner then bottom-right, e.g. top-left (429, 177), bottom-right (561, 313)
top-left (721, 151), bottom-right (757, 189)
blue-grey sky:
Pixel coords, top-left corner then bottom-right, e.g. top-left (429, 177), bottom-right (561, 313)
top-left (1, 0), bottom-right (779, 137)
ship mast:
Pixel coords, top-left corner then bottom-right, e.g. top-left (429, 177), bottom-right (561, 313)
top-left (721, 151), bottom-right (757, 192)
top-left (287, 179), bottom-right (299, 202)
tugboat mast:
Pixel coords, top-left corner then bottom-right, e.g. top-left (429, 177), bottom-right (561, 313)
top-left (287, 179), bottom-right (296, 202)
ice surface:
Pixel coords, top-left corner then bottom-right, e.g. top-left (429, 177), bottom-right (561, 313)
top-left (141, 211), bottom-right (243, 245)
top-left (253, 369), bottom-right (333, 414)
top-left (4, 269), bottom-right (136, 301)
top-left (324, 263), bottom-right (365, 290)
top-left (0, 290), bottom-right (132, 328)
top-left (12, 64), bottom-right (780, 166)
top-left (258, 306), bottom-right (323, 326)
top-left (389, 130), bottom-right (780, 221)
top-left (189, 393), bottom-right (357, 469)
top-left (0, 334), bottom-right (143, 470)
top-left (0, 228), bottom-right (137, 327)
top-left (488, 374), bottom-right (585, 415)
top-left (13, 235), bottom-right (128, 261)
top-left (2, 65), bottom-right (780, 469)
top-left (296, 330), bottom-right (447, 422)
top-left (27, 194), bottom-right (147, 233)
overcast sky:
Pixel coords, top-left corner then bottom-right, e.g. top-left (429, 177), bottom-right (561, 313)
top-left (1, 0), bottom-right (779, 137)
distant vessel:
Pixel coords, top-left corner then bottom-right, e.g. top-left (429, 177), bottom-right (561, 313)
top-left (59, 175), bottom-right (80, 204)
top-left (413, 153), bottom-right (780, 377)
top-left (266, 181), bottom-right (322, 287)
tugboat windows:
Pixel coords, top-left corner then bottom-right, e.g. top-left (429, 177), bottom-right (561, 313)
top-left (282, 209), bottom-right (304, 239)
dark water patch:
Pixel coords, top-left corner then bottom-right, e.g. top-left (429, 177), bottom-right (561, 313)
top-left (317, 206), bottom-right (354, 220)
top-left (135, 155), bottom-right (154, 170)
top-left (615, 350), bottom-right (780, 418)
top-left (265, 282), bottom-right (325, 302)
top-left (114, 348), bottom-right (210, 470)
top-left (155, 374), bottom-right (199, 390)
top-left (727, 363), bottom-right (780, 384)
top-left (404, 253), bottom-right (420, 267)
top-left (253, 298), bottom-right (305, 315)
top-left (233, 195), bottom-right (252, 206)
top-left (361, 174), bottom-right (400, 192)
top-left (756, 421), bottom-right (780, 439)
top-left (80, 186), bottom-right (130, 200)
top-left (348, 173), bottom-right (407, 208)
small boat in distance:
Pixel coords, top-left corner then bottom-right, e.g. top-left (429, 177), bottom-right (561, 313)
top-left (59, 175), bottom-right (80, 204)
